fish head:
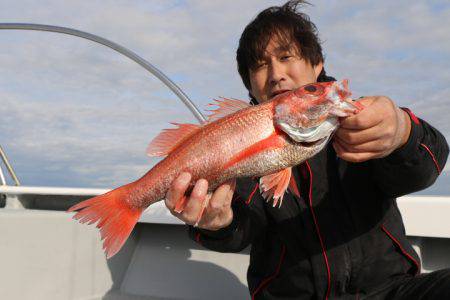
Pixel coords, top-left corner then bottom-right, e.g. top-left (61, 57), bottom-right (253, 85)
top-left (273, 80), bottom-right (358, 143)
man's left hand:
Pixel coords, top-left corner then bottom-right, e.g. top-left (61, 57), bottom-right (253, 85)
top-left (333, 96), bottom-right (411, 163)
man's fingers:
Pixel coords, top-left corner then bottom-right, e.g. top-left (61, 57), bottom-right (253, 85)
top-left (229, 179), bottom-right (236, 191)
top-left (209, 183), bottom-right (232, 212)
top-left (181, 179), bottom-right (208, 224)
top-left (334, 96), bottom-right (405, 162)
top-left (333, 140), bottom-right (381, 162)
top-left (210, 179), bottom-right (236, 213)
top-left (195, 193), bottom-right (212, 226)
top-left (333, 135), bottom-right (393, 153)
top-left (165, 177), bottom-right (236, 229)
top-left (336, 151), bottom-right (381, 163)
top-left (196, 180), bottom-right (236, 229)
top-left (165, 172), bottom-right (191, 210)
top-left (227, 179), bottom-right (236, 205)
top-left (335, 126), bottom-right (385, 146)
top-left (340, 110), bottom-right (382, 130)
top-left (340, 98), bottom-right (388, 130)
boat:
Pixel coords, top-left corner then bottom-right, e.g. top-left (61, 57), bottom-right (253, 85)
top-left (1, 183), bottom-right (450, 299)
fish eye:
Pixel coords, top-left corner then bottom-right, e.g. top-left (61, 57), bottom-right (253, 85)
top-left (304, 85), bottom-right (317, 93)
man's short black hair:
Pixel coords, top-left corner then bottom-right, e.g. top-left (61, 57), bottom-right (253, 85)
top-left (236, 0), bottom-right (332, 99)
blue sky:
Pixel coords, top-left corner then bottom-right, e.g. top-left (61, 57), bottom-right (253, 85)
top-left (0, 1), bottom-right (449, 195)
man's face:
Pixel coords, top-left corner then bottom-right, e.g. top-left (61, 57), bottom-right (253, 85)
top-left (249, 37), bottom-right (323, 103)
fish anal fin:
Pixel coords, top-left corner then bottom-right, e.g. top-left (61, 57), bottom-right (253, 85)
top-left (147, 122), bottom-right (202, 157)
top-left (206, 97), bottom-right (250, 123)
top-left (259, 167), bottom-right (292, 208)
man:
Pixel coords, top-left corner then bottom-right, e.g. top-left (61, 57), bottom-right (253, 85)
top-left (165, 1), bottom-right (449, 299)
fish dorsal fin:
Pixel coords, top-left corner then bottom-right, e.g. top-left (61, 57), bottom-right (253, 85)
top-left (206, 97), bottom-right (250, 123)
top-left (147, 122), bottom-right (202, 157)
top-left (259, 167), bottom-right (292, 208)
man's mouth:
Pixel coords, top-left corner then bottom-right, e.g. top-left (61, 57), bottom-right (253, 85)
top-left (271, 89), bottom-right (291, 98)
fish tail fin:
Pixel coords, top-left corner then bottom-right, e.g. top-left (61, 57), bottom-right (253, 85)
top-left (68, 183), bottom-right (144, 259)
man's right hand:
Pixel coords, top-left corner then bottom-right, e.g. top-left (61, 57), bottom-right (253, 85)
top-left (165, 172), bottom-right (235, 231)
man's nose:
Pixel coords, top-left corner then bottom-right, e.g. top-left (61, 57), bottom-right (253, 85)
top-left (268, 61), bottom-right (285, 85)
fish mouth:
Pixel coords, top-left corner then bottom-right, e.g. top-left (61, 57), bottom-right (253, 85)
top-left (299, 137), bottom-right (328, 148)
top-left (277, 117), bottom-right (339, 145)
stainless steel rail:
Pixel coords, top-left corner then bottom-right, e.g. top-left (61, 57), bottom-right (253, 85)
top-left (0, 146), bottom-right (20, 186)
top-left (0, 164), bottom-right (6, 185)
top-left (0, 23), bottom-right (208, 186)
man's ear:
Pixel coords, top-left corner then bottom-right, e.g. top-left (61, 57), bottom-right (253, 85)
top-left (314, 61), bottom-right (324, 79)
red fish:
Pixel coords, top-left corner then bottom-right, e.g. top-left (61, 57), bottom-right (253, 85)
top-left (68, 80), bottom-right (360, 258)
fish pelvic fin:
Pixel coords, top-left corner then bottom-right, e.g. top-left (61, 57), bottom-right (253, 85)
top-left (206, 97), bottom-right (250, 123)
top-left (147, 122), bottom-right (202, 157)
top-left (259, 167), bottom-right (293, 208)
top-left (67, 183), bottom-right (143, 259)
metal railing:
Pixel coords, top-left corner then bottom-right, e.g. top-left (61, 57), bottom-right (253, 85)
top-left (0, 146), bottom-right (20, 186)
top-left (0, 23), bottom-right (208, 187)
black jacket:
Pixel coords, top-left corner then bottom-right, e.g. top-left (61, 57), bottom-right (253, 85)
top-left (189, 109), bottom-right (449, 299)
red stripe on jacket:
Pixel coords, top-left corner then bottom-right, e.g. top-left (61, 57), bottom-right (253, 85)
top-left (381, 224), bottom-right (421, 275)
top-left (420, 143), bottom-right (442, 174)
top-left (305, 161), bottom-right (332, 299)
top-left (251, 245), bottom-right (286, 299)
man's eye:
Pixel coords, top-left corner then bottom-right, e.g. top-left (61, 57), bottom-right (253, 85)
top-left (254, 62), bottom-right (267, 69)
top-left (280, 55), bottom-right (292, 61)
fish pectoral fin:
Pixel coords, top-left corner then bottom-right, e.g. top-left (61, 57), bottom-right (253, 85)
top-left (206, 97), bottom-right (250, 123)
top-left (147, 122), bottom-right (202, 157)
top-left (259, 167), bottom-right (292, 208)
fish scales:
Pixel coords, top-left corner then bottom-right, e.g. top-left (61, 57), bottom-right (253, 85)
top-left (132, 102), bottom-right (276, 207)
